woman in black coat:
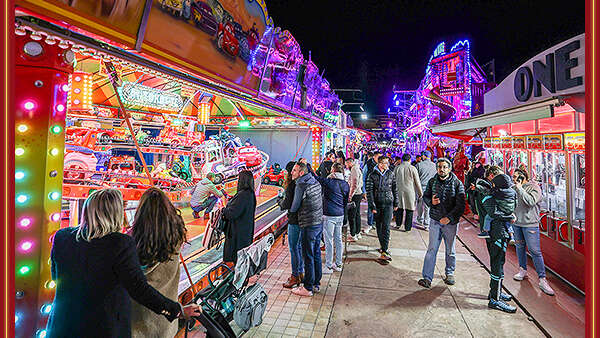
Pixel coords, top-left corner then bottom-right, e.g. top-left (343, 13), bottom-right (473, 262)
top-left (46, 189), bottom-right (200, 338)
top-left (222, 170), bottom-right (257, 264)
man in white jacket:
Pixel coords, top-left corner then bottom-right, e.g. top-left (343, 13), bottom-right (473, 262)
top-left (414, 151), bottom-right (437, 230)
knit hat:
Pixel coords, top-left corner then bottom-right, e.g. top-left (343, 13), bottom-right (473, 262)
top-left (492, 173), bottom-right (513, 189)
top-left (422, 150), bottom-right (432, 158)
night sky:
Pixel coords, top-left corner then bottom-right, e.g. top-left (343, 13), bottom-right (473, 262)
top-left (267, 0), bottom-right (585, 116)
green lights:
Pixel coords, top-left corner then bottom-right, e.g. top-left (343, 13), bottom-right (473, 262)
top-left (15, 171), bottom-right (25, 181)
top-left (18, 266), bottom-right (31, 275)
top-left (50, 125), bottom-right (62, 134)
top-left (238, 120), bottom-right (251, 128)
top-left (16, 194), bottom-right (29, 204)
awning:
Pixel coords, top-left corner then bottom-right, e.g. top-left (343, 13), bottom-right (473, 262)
top-left (430, 97), bottom-right (561, 134)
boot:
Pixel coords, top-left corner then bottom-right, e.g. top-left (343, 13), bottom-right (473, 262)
top-left (283, 274), bottom-right (301, 289)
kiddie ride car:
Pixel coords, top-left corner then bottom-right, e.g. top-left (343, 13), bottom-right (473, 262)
top-left (237, 146), bottom-right (262, 167)
top-left (262, 163), bottom-right (285, 186)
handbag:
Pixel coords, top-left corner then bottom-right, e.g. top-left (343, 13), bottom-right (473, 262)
top-left (233, 283), bottom-right (268, 331)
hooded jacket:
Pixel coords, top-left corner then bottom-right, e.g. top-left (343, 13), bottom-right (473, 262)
top-left (513, 181), bottom-right (542, 227)
top-left (366, 166), bottom-right (398, 209)
top-left (482, 174), bottom-right (517, 239)
top-left (309, 165), bottom-right (349, 217)
top-left (473, 178), bottom-right (493, 228)
top-left (190, 178), bottom-right (223, 207)
top-left (423, 172), bottom-right (465, 225)
top-left (290, 173), bottom-right (323, 227)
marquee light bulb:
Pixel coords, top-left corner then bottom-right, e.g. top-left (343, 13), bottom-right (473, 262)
top-left (50, 148), bottom-right (60, 156)
top-left (36, 329), bottom-right (47, 338)
top-left (16, 194), bottom-right (28, 204)
top-left (15, 148), bottom-right (25, 156)
top-left (40, 304), bottom-right (52, 315)
top-left (50, 213), bottom-right (61, 222)
top-left (51, 125), bottom-right (62, 134)
top-left (55, 104), bottom-right (65, 112)
top-left (23, 100), bottom-right (36, 110)
top-left (45, 280), bottom-right (56, 289)
top-left (15, 171), bottom-right (25, 180)
top-left (17, 124), bottom-right (28, 133)
top-left (20, 241), bottom-right (33, 252)
top-left (19, 218), bottom-right (32, 228)
top-left (62, 84), bottom-right (69, 91)
top-left (49, 191), bottom-right (60, 200)
top-left (18, 266), bottom-right (30, 275)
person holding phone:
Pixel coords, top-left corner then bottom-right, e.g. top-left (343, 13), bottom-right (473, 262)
top-left (418, 158), bottom-right (466, 288)
top-left (511, 168), bottom-right (555, 296)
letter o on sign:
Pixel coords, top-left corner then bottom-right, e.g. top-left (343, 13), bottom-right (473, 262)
top-left (514, 67), bottom-right (533, 102)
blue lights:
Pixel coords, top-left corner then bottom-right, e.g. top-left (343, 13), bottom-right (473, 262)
top-left (450, 39), bottom-right (470, 52)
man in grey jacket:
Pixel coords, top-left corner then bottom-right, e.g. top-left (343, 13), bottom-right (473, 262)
top-left (414, 151), bottom-right (436, 229)
top-left (511, 169), bottom-right (554, 295)
top-left (290, 162), bottom-right (323, 297)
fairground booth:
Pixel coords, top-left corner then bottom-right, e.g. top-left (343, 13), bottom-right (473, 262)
top-left (431, 34), bottom-right (585, 293)
top-left (12, 1), bottom-right (349, 336)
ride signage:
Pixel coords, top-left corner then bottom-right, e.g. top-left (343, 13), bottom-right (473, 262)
top-left (526, 135), bottom-right (543, 150)
top-left (543, 134), bottom-right (563, 150)
top-left (118, 82), bottom-right (184, 111)
top-left (565, 132), bottom-right (585, 151)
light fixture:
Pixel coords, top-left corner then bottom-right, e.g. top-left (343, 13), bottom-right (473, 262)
top-left (19, 218), bottom-right (32, 228)
top-left (23, 100), bottom-right (36, 110)
top-left (15, 171), bottom-right (25, 180)
top-left (16, 194), bottom-right (28, 204)
top-left (23, 41), bottom-right (43, 57)
top-left (17, 124), bottom-right (28, 133)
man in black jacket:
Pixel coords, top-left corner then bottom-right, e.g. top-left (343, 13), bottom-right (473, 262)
top-left (418, 158), bottom-right (465, 288)
top-left (317, 151), bottom-right (336, 178)
top-left (363, 151), bottom-right (381, 233)
top-left (290, 162), bottom-right (323, 297)
top-left (366, 156), bottom-right (398, 261)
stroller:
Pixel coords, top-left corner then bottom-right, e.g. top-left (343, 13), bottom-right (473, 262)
top-left (186, 233), bottom-right (274, 338)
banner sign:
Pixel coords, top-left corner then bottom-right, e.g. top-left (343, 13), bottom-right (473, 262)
top-left (565, 132), bottom-right (585, 151)
top-left (543, 134), bottom-right (564, 150)
top-left (512, 136), bottom-right (526, 149)
top-left (501, 137), bottom-right (512, 149)
top-left (526, 135), bottom-right (543, 150)
top-left (118, 82), bottom-right (184, 111)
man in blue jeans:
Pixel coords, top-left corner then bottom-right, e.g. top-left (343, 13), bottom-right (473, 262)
top-left (279, 161), bottom-right (304, 289)
top-left (418, 158), bottom-right (465, 288)
top-left (289, 162), bottom-right (323, 297)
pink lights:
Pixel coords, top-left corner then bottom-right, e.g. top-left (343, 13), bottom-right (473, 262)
top-left (23, 100), bottom-right (36, 111)
top-left (61, 84), bottom-right (69, 92)
top-left (19, 218), bottom-right (32, 228)
top-left (56, 104), bottom-right (65, 112)
top-left (50, 213), bottom-right (61, 222)
top-left (19, 241), bottom-right (34, 252)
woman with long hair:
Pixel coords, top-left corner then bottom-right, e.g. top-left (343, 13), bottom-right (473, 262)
top-left (279, 161), bottom-right (304, 288)
top-left (222, 170), bottom-right (257, 263)
top-left (46, 189), bottom-right (200, 338)
top-left (130, 187), bottom-right (188, 337)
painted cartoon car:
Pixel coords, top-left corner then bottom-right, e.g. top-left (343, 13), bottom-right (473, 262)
top-left (262, 163), bottom-right (285, 186)
top-left (191, 0), bottom-right (218, 35)
top-left (237, 146), bottom-right (262, 167)
top-left (159, 0), bottom-right (192, 20)
top-left (216, 20), bottom-right (239, 57)
top-left (157, 121), bottom-right (205, 148)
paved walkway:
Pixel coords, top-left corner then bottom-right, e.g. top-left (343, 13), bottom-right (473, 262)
top-left (186, 204), bottom-right (583, 337)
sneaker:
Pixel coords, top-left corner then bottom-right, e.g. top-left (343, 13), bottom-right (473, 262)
top-left (488, 292), bottom-right (513, 302)
top-left (291, 287), bottom-right (313, 297)
top-left (347, 234), bottom-right (356, 242)
top-left (283, 274), bottom-right (301, 289)
top-left (418, 278), bottom-right (431, 289)
top-left (353, 235), bottom-right (359, 241)
top-left (320, 245), bottom-right (326, 251)
top-left (513, 268), bottom-right (528, 281)
top-left (322, 266), bottom-right (334, 274)
top-left (380, 251), bottom-right (392, 261)
top-left (488, 299), bottom-right (517, 313)
top-left (357, 234), bottom-right (362, 240)
top-left (477, 231), bottom-right (490, 239)
top-left (332, 264), bottom-right (343, 272)
top-left (539, 278), bottom-right (555, 296)
top-left (313, 285), bottom-right (321, 293)
top-left (192, 211), bottom-right (200, 219)
top-left (443, 274), bottom-right (455, 285)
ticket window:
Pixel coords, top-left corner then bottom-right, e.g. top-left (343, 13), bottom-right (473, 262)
top-left (571, 153), bottom-right (585, 225)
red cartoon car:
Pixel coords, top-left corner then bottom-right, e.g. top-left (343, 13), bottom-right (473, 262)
top-left (262, 163), bottom-right (285, 186)
top-left (216, 20), bottom-right (239, 57)
top-left (237, 146), bottom-right (261, 167)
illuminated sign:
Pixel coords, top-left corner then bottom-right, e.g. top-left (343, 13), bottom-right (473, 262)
top-left (501, 137), bottom-right (512, 149)
top-left (483, 137), bottom-right (492, 148)
top-left (543, 134), bottom-right (563, 150)
top-left (433, 42), bottom-right (445, 57)
top-left (119, 82), bottom-right (184, 111)
top-left (512, 136), bottom-right (526, 149)
top-left (526, 135), bottom-right (543, 150)
top-left (565, 132), bottom-right (585, 151)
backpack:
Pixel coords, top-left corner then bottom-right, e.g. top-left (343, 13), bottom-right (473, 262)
top-left (233, 283), bottom-right (268, 331)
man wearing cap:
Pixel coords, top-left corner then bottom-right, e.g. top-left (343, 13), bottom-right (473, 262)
top-left (414, 151), bottom-right (437, 230)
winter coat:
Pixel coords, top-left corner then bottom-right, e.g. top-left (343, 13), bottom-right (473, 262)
top-left (291, 173), bottom-right (323, 227)
top-left (482, 174), bottom-right (517, 240)
top-left (223, 188), bottom-right (256, 263)
top-left (310, 167), bottom-right (349, 217)
top-left (415, 158), bottom-right (437, 189)
top-left (279, 180), bottom-right (298, 225)
top-left (348, 163), bottom-right (364, 197)
top-left (513, 181), bottom-right (543, 227)
top-left (394, 161), bottom-right (423, 210)
top-left (131, 252), bottom-right (181, 338)
top-left (366, 166), bottom-right (398, 209)
top-left (47, 228), bottom-right (181, 338)
top-left (423, 173), bottom-right (466, 225)
top-left (473, 178), bottom-right (493, 228)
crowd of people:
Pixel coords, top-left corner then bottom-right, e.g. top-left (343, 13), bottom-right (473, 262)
top-left (277, 145), bottom-right (555, 316)
top-left (45, 142), bottom-right (555, 336)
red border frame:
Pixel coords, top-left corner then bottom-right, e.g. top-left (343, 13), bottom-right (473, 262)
top-left (1, 1), bottom-right (597, 337)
